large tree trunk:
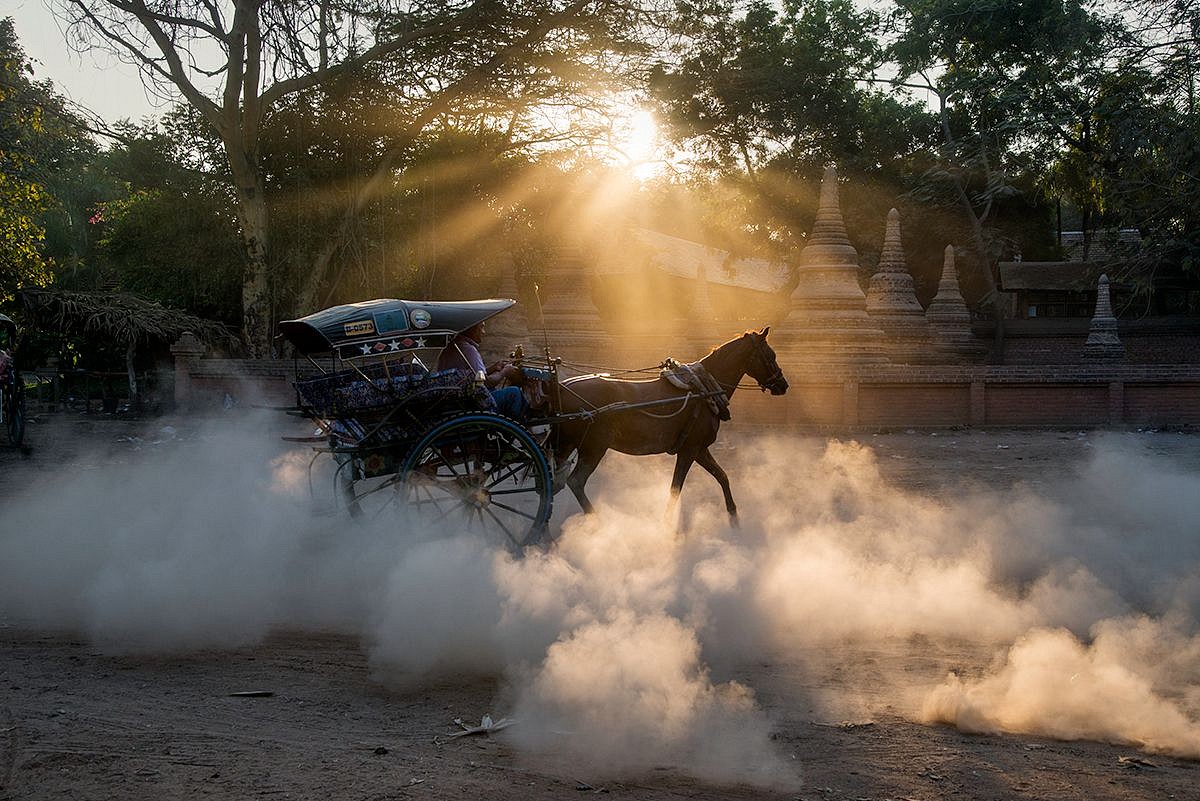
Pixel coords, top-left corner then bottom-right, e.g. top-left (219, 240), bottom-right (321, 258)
top-left (229, 149), bottom-right (273, 358)
top-left (951, 176), bottom-right (1005, 363)
top-left (936, 85), bottom-right (1005, 365)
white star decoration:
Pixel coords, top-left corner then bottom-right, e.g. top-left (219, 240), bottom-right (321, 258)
top-left (387, 340), bottom-right (401, 351)
top-left (359, 344), bottom-right (372, 355)
top-left (415, 337), bottom-right (426, 347)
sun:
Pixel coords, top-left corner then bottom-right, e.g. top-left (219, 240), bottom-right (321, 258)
top-left (613, 108), bottom-right (662, 180)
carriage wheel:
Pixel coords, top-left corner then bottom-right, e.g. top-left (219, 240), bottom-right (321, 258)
top-left (4, 372), bottom-right (24, 447)
top-left (336, 451), bottom-right (386, 519)
top-left (400, 414), bottom-right (553, 550)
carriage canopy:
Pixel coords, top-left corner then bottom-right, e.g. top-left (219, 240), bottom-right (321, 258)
top-left (279, 298), bottom-right (515, 358)
top-left (0, 313), bottom-right (16, 343)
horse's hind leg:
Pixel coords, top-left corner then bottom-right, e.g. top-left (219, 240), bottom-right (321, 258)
top-left (566, 444), bottom-right (605, 514)
top-left (695, 447), bottom-right (738, 527)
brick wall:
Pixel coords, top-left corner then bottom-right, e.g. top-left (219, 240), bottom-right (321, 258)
top-left (859, 384), bottom-right (971, 426)
top-left (984, 384), bottom-right (1109, 426)
top-left (175, 354), bottom-right (1200, 429)
top-left (183, 359), bottom-right (302, 409)
top-left (1124, 383), bottom-right (1200, 425)
top-left (976, 318), bottom-right (1200, 366)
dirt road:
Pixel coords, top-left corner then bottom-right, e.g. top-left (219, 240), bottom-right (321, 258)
top-left (2, 415), bottom-right (1198, 800)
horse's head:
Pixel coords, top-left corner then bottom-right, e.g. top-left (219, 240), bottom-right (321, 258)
top-left (744, 327), bottom-right (788, 395)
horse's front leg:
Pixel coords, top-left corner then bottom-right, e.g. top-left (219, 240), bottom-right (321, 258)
top-left (695, 446), bottom-right (738, 527)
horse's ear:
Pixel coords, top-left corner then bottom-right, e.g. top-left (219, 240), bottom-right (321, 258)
top-left (759, 326), bottom-right (770, 338)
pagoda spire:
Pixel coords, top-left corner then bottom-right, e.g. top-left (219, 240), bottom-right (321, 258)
top-left (926, 245), bottom-right (974, 355)
top-left (866, 208), bottom-right (932, 363)
top-left (773, 165), bottom-right (888, 364)
top-left (1083, 274), bottom-right (1124, 360)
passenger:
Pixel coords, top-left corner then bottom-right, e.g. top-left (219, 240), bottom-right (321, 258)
top-left (436, 321), bottom-right (526, 419)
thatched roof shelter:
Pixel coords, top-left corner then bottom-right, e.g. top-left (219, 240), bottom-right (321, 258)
top-left (18, 290), bottom-right (235, 405)
top-left (19, 290), bottom-right (233, 348)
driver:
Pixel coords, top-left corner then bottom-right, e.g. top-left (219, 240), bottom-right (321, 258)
top-left (0, 324), bottom-right (12, 378)
top-left (437, 321), bottom-right (527, 419)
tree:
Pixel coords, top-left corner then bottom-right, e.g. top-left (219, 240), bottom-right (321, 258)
top-left (55, 0), bottom-right (654, 356)
top-left (0, 18), bottom-right (56, 301)
top-left (255, 69), bottom-right (580, 315)
top-left (644, 0), bottom-right (941, 284)
top-left (886, 0), bottom-right (1113, 357)
top-left (87, 110), bottom-right (242, 323)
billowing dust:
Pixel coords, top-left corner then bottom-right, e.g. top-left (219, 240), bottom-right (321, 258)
top-left (2, 417), bottom-right (1199, 783)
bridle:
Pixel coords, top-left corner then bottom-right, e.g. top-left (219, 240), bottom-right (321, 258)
top-left (713, 335), bottom-right (787, 393)
top-left (740, 335), bottom-right (781, 393)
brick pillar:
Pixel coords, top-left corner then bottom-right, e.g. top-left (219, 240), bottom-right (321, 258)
top-left (970, 381), bottom-right (987, 426)
top-left (843, 380), bottom-right (859, 425)
top-left (1108, 381), bottom-right (1124, 426)
top-left (170, 332), bottom-right (206, 411)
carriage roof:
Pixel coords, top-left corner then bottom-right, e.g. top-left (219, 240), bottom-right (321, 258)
top-left (279, 298), bottom-right (515, 357)
top-left (0, 313), bottom-right (15, 340)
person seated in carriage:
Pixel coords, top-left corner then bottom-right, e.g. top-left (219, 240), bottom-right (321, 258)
top-left (436, 319), bottom-right (529, 420)
top-left (0, 317), bottom-right (14, 379)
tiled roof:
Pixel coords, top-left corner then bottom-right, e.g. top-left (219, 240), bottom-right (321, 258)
top-left (1060, 229), bottom-right (1141, 264)
top-left (998, 261), bottom-right (1108, 291)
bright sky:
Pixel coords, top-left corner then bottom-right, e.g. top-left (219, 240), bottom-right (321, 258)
top-left (6, 0), bottom-right (165, 123)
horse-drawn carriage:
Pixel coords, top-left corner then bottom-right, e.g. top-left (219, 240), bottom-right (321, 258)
top-left (278, 297), bottom-right (787, 550)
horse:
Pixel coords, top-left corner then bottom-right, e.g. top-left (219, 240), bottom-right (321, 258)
top-left (548, 327), bottom-right (788, 525)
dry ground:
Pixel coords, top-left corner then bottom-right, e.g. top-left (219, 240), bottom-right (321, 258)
top-left (2, 414), bottom-right (1198, 801)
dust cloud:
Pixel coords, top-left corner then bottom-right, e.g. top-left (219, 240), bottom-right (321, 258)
top-left (2, 416), bottom-right (1199, 779)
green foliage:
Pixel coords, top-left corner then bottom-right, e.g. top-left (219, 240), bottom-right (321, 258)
top-left (17, 0), bottom-right (1197, 330)
top-left (0, 18), bottom-right (53, 300)
top-left (651, 0), bottom-right (929, 174)
top-left (98, 189), bottom-right (243, 325)
top-left (0, 171), bottom-right (50, 299)
top-left (645, 0), bottom-right (950, 288)
top-left (74, 110), bottom-right (243, 323)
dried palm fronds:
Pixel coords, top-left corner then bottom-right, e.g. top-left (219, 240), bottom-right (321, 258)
top-left (18, 289), bottom-right (235, 348)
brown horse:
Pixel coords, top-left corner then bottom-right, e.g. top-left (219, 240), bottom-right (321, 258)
top-left (549, 327), bottom-right (788, 524)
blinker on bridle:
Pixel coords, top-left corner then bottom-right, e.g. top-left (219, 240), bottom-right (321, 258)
top-left (751, 336), bottom-right (785, 393)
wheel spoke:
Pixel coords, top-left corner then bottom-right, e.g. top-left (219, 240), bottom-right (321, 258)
top-left (369, 492), bottom-right (403, 521)
top-left (432, 448), bottom-right (463, 478)
top-left (486, 460), bottom-right (530, 488)
top-left (352, 474), bottom-right (402, 504)
top-left (490, 499), bottom-right (538, 521)
top-left (482, 505), bottom-right (521, 547)
top-left (426, 499), bottom-right (462, 527)
top-left (467, 506), bottom-right (483, 531)
top-left (488, 486), bottom-right (541, 496)
top-left (409, 474), bottom-right (466, 499)
top-left (416, 483), bottom-right (448, 512)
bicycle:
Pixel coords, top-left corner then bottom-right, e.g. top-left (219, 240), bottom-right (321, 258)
top-left (1, 363), bottom-right (25, 446)
top-left (0, 313), bottom-right (25, 447)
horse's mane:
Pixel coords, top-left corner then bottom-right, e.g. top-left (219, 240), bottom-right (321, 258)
top-left (706, 329), bottom-right (762, 355)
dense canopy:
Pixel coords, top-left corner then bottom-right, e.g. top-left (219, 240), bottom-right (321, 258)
top-left (0, 0), bottom-right (1196, 363)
